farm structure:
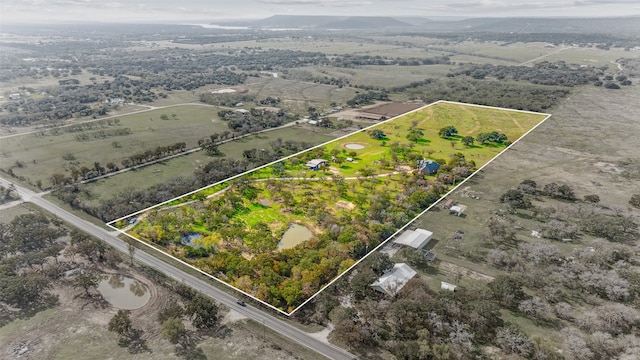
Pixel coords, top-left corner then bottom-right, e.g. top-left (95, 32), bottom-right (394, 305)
top-left (370, 263), bottom-right (417, 296)
top-left (393, 228), bottom-right (433, 250)
top-left (114, 101), bottom-right (549, 314)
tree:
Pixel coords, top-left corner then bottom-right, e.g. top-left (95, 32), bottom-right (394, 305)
top-left (109, 310), bottom-right (135, 346)
top-left (461, 136), bottom-right (474, 146)
top-left (162, 317), bottom-right (186, 344)
top-left (488, 275), bottom-right (527, 309)
top-left (365, 252), bottom-right (394, 276)
top-left (438, 125), bottom-right (458, 138)
top-left (496, 326), bottom-right (533, 357)
top-left (185, 293), bottom-right (219, 329)
top-left (0, 274), bottom-right (51, 308)
top-left (158, 304), bottom-right (184, 323)
top-left (74, 271), bottom-right (99, 297)
top-left (406, 128), bottom-right (424, 142)
top-left (629, 194), bottom-right (640, 209)
top-left (500, 189), bottom-right (531, 209)
top-left (369, 129), bottom-right (386, 140)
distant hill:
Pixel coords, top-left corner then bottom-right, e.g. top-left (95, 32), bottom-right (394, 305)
top-left (221, 15), bottom-right (640, 34)
top-left (319, 16), bottom-right (413, 29)
top-left (420, 16), bottom-right (640, 34)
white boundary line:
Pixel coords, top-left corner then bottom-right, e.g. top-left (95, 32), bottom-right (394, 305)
top-left (106, 100), bottom-right (551, 316)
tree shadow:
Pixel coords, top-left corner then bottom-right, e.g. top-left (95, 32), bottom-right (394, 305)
top-left (175, 333), bottom-right (207, 360)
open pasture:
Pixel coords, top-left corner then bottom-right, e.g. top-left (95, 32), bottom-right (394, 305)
top-left (76, 125), bottom-right (334, 207)
top-left (0, 104), bottom-right (226, 186)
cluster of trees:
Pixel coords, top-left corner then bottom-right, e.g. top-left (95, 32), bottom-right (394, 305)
top-left (346, 90), bottom-right (390, 107)
top-left (133, 141), bottom-right (479, 310)
top-left (294, 253), bottom-right (531, 359)
top-left (48, 142), bottom-right (187, 189)
top-left (218, 108), bottom-right (291, 135)
top-left (404, 78), bottom-right (570, 112)
top-left (329, 54), bottom-right (451, 67)
top-left (0, 211), bottom-right (123, 320)
top-left (448, 61), bottom-right (605, 87)
top-left (594, 74), bottom-right (633, 88)
top-left (74, 127), bottom-right (131, 142)
top-left (200, 93), bottom-right (254, 107)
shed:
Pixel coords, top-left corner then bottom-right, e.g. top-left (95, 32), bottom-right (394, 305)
top-left (449, 205), bottom-right (467, 216)
top-left (370, 263), bottom-right (416, 296)
top-left (393, 228), bottom-right (433, 250)
top-left (441, 281), bottom-right (457, 291)
top-left (306, 159), bottom-right (327, 170)
top-left (442, 199), bottom-right (454, 209)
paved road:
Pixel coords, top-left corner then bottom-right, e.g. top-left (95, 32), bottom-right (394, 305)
top-left (0, 176), bottom-right (355, 360)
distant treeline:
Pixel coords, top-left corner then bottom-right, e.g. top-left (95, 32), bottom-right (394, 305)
top-left (447, 61), bottom-right (602, 87)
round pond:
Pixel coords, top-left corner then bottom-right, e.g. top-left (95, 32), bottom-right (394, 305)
top-left (344, 143), bottom-right (365, 150)
top-left (97, 275), bottom-right (150, 310)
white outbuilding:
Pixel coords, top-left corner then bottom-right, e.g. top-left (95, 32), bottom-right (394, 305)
top-left (393, 228), bottom-right (433, 250)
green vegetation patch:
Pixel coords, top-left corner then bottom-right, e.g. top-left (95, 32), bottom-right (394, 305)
top-left (114, 101), bottom-right (548, 314)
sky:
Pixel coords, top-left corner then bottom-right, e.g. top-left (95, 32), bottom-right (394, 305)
top-left (2, 0), bottom-right (640, 24)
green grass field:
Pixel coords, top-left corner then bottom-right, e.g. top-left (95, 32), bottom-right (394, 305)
top-left (1, 104), bottom-right (228, 186)
top-left (77, 125), bottom-right (334, 207)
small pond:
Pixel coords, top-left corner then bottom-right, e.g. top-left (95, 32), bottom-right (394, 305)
top-left (279, 224), bottom-right (314, 250)
top-left (97, 275), bottom-right (150, 310)
top-left (344, 143), bottom-right (365, 150)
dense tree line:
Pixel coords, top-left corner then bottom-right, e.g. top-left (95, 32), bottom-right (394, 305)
top-left (447, 61), bottom-right (603, 87)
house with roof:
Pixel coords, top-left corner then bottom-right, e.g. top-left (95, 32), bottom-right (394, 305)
top-left (417, 159), bottom-right (440, 175)
top-left (393, 228), bottom-right (433, 250)
top-left (370, 263), bottom-right (417, 296)
top-left (306, 159), bottom-right (327, 170)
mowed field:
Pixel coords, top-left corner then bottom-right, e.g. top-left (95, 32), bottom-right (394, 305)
top-left (0, 105), bottom-right (227, 186)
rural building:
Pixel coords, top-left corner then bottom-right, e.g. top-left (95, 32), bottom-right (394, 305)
top-left (449, 204), bottom-right (467, 216)
top-left (441, 281), bottom-right (457, 291)
top-left (306, 159), bottom-right (327, 170)
top-left (417, 159), bottom-right (440, 175)
top-left (442, 199), bottom-right (455, 209)
top-left (393, 228), bottom-right (433, 250)
top-left (357, 113), bottom-right (385, 121)
top-left (9, 93), bottom-right (21, 100)
top-left (370, 263), bottom-right (417, 296)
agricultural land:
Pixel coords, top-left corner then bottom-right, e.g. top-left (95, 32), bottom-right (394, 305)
top-left (116, 101), bottom-right (548, 313)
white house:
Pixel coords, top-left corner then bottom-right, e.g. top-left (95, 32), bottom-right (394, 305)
top-left (370, 263), bottom-right (416, 296)
top-left (393, 228), bottom-right (433, 250)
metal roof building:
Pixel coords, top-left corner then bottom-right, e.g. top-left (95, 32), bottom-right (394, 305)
top-left (393, 228), bottom-right (433, 250)
top-left (370, 263), bottom-right (417, 296)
